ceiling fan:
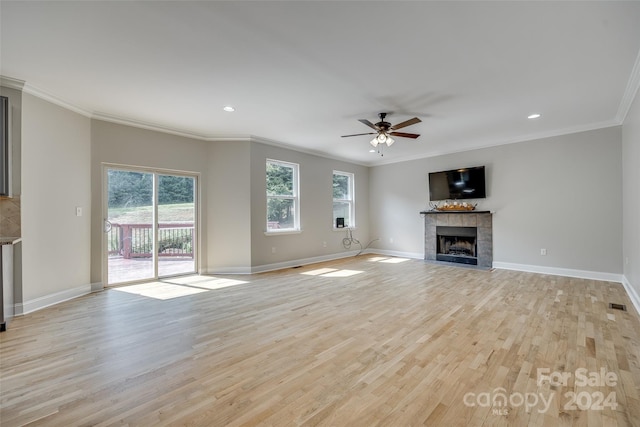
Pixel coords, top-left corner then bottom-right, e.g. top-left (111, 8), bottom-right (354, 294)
top-left (342, 112), bottom-right (421, 147)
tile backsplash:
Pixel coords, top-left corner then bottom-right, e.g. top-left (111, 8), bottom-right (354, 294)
top-left (0, 196), bottom-right (21, 238)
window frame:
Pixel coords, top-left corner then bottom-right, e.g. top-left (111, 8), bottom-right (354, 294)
top-left (332, 170), bottom-right (355, 229)
top-left (266, 159), bottom-right (300, 233)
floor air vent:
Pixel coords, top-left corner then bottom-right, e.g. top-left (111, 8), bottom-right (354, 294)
top-left (609, 303), bottom-right (627, 311)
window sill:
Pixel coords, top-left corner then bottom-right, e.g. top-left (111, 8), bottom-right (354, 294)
top-left (333, 227), bottom-right (356, 232)
top-left (264, 229), bottom-right (302, 236)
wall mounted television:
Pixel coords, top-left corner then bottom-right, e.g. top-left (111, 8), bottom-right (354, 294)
top-left (428, 166), bottom-right (486, 201)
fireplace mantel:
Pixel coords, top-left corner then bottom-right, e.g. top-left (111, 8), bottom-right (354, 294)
top-left (421, 210), bottom-right (493, 269)
top-left (419, 210), bottom-right (491, 215)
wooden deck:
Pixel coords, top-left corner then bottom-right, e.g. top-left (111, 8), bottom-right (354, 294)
top-left (108, 256), bottom-right (195, 284)
top-left (1, 255), bottom-right (639, 426)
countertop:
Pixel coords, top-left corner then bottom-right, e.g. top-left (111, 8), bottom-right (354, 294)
top-left (0, 237), bottom-right (21, 245)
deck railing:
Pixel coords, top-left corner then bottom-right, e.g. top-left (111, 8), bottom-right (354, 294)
top-left (108, 223), bottom-right (194, 259)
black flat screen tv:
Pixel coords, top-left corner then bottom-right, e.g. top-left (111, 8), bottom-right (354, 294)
top-left (429, 166), bottom-right (486, 201)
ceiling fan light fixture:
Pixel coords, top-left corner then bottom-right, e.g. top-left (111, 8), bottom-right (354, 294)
top-left (342, 113), bottom-right (421, 151)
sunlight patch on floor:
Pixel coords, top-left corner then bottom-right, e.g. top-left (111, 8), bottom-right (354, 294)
top-left (164, 275), bottom-right (215, 285)
top-left (112, 282), bottom-right (208, 300)
top-left (367, 256), bottom-right (410, 264)
top-left (379, 258), bottom-right (410, 264)
top-left (301, 268), bottom-right (339, 276)
top-left (301, 268), bottom-right (363, 278)
top-left (321, 269), bottom-right (363, 277)
top-left (183, 277), bottom-right (249, 290)
top-left (164, 275), bottom-right (249, 290)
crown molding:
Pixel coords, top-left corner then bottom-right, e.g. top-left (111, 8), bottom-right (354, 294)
top-left (91, 113), bottom-right (368, 165)
top-left (369, 120), bottom-right (621, 167)
top-left (2, 74), bottom-right (92, 117)
top-left (5, 73), bottom-right (632, 169)
top-left (94, 112), bottom-right (262, 142)
top-left (248, 135), bottom-right (369, 167)
top-left (10, 83), bottom-right (361, 165)
top-left (21, 82), bottom-right (93, 118)
top-left (0, 76), bottom-right (25, 90)
top-left (91, 112), bottom-right (216, 141)
top-left (616, 46), bottom-right (640, 124)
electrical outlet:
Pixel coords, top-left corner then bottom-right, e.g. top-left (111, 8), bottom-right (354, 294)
top-left (75, 207), bottom-right (82, 217)
top-left (540, 248), bottom-right (547, 256)
top-left (322, 241), bottom-right (327, 248)
top-left (389, 237), bottom-right (394, 244)
top-left (271, 247), bottom-right (276, 254)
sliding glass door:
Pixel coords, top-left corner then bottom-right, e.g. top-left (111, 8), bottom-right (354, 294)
top-left (105, 167), bottom-right (197, 286)
top-left (157, 174), bottom-right (196, 277)
top-left (106, 169), bottom-right (155, 284)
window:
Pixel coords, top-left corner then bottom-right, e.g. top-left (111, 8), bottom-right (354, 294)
top-left (266, 159), bottom-right (299, 231)
top-left (333, 171), bottom-right (354, 228)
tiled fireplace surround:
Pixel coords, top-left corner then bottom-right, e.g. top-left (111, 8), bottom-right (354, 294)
top-left (421, 210), bottom-right (493, 269)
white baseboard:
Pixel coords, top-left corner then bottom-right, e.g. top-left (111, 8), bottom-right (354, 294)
top-left (206, 266), bottom-right (252, 275)
top-left (15, 284), bottom-right (92, 316)
top-left (250, 251), bottom-right (362, 274)
top-left (363, 249), bottom-right (423, 260)
top-left (91, 282), bottom-right (104, 292)
top-left (621, 275), bottom-right (640, 316)
top-left (493, 262), bottom-right (623, 283)
top-left (206, 250), bottom-right (415, 275)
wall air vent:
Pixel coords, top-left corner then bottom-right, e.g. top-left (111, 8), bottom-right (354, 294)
top-left (608, 303), bottom-right (627, 311)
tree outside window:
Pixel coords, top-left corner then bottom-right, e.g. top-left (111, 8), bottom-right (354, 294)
top-left (267, 160), bottom-right (299, 231)
top-left (333, 171), bottom-right (354, 228)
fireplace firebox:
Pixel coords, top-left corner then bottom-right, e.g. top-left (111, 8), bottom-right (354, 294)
top-left (420, 210), bottom-right (493, 269)
top-left (437, 226), bottom-right (477, 265)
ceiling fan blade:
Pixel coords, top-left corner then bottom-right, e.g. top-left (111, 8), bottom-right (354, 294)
top-left (358, 119), bottom-right (379, 130)
top-left (390, 131), bottom-right (420, 139)
top-left (391, 117), bottom-right (421, 130)
top-left (341, 132), bottom-right (376, 138)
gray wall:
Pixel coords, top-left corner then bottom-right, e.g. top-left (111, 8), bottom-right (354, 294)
top-left (90, 121), bottom-right (369, 277)
top-left (622, 89), bottom-right (640, 297)
top-left (90, 120), bottom-right (210, 284)
top-left (206, 141), bottom-right (252, 273)
top-left (21, 93), bottom-right (92, 301)
top-left (250, 142), bottom-right (370, 269)
top-left (370, 126), bottom-right (623, 275)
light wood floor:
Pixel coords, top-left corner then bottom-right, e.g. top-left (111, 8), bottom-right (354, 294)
top-left (1, 255), bottom-right (639, 426)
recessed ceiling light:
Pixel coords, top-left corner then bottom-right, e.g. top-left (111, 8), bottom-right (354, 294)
top-left (223, 106), bottom-right (235, 112)
top-left (369, 149), bottom-right (376, 153)
top-left (527, 113), bottom-right (541, 119)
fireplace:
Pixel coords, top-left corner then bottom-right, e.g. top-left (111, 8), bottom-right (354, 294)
top-left (437, 226), bottom-right (477, 265)
top-left (421, 211), bottom-right (493, 269)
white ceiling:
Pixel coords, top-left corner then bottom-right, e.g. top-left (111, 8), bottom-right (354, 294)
top-left (2, 1), bottom-right (640, 166)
